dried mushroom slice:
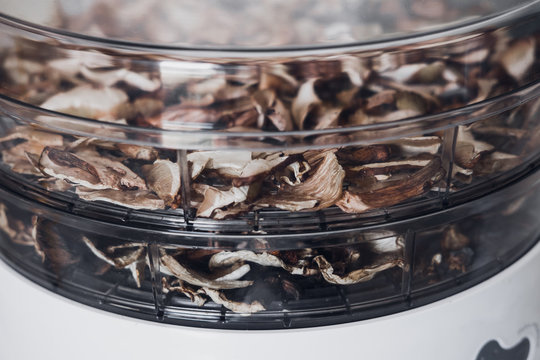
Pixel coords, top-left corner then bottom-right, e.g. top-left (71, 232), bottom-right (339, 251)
top-left (187, 150), bottom-right (290, 185)
top-left (80, 67), bottom-right (161, 92)
top-left (33, 218), bottom-right (79, 274)
top-left (499, 38), bottom-right (535, 82)
top-left (40, 85), bottom-right (128, 121)
top-left (195, 185), bottom-right (249, 218)
top-left (0, 127), bottom-right (64, 175)
top-left (162, 278), bottom-right (207, 306)
top-left (39, 147), bottom-right (147, 190)
top-left (142, 159), bottom-right (181, 206)
top-left (338, 157), bottom-right (445, 212)
top-left (198, 287), bottom-right (265, 314)
top-left (257, 150), bottom-right (345, 211)
top-left (291, 79), bottom-right (320, 129)
top-left (82, 237), bottom-right (147, 287)
top-left (209, 250), bottom-right (316, 276)
top-left (187, 151), bottom-right (252, 179)
top-left (76, 188), bottom-right (165, 210)
top-left (160, 250), bottom-right (253, 290)
top-left (314, 255), bottom-right (402, 285)
top-left (2, 143), bottom-right (45, 176)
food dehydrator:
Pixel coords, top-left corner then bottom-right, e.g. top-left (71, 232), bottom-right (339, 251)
top-left (0, 0), bottom-right (539, 359)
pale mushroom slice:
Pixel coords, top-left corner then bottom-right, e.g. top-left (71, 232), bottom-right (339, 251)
top-left (198, 287), bottom-right (266, 314)
top-left (80, 67), bottom-right (161, 92)
top-left (82, 237), bottom-right (147, 287)
top-left (291, 79), bottom-right (320, 130)
top-left (0, 203), bottom-right (17, 240)
top-left (142, 159), bottom-right (181, 206)
top-left (314, 255), bottom-right (403, 285)
top-left (67, 138), bottom-right (158, 162)
top-left (162, 278), bottom-right (207, 307)
top-left (40, 85), bottom-right (128, 121)
top-left (209, 250), bottom-right (316, 276)
top-left (251, 89), bottom-right (293, 131)
top-left (160, 251), bottom-right (253, 290)
top-left (280, 161), bottom-right (311, 186)
top-left (389, 136), bottom-right (442, 156)
top-left (187, 150), bottom-right (290, 185)
top-left (2, 142), bottom-right (45, 176)
top-left (187, 151), bottom-right (252, 179)
top-left (382, 62), bottom-right (444, 84)
top-left (500, 38), bottom-right (535, 82)
top-left (366, 232), bottom-right (405, 254)
top-left (0, 127), bottom-right (64, 175)
top-left (473, 151), bottom-right (521, 176)
top-left (76, 188), bottom-right (165, 210)
top-left (0, 126), bottom-right (64, 146)
top-left (39, 147), bottom-right (147, 190)
top-left (39, 147), bottom-right (101, 189)
top-left (115, 144), bottom-right (159, 161)
top-left (195, 184), bottom-right (250, 218)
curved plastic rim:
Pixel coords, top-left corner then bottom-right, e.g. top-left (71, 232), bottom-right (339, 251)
top-left (0, 0), bottom-right (538, 56)
top-left (1, 81), bottom-right (539, 150)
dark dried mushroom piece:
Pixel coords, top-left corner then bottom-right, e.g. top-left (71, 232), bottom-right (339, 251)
top-left (33, 218), bottom-right (79, 274)
top-left (338, 157), bottom-right (445, 212)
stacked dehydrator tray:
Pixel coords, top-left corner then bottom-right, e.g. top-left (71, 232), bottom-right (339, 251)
top-left (0, 0), bottom-right (539, 332)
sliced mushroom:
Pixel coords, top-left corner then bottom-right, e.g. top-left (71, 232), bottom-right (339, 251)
top-left (337, 157), bottom-right (444, 212)
top-left (39, 147), bottom-right (147, 190)
top-left (209, 250), bottom-right (316, 276)
top-left (500, 38), bottom-right (535, 82)
top-left (82, 237), bottom-right (146, 287)
top-left (314, 255), bottom-right (402, 285)
top-left (143, 159), bottom-right (180, 206)
top-left (291, 79), bottom-right (320, 129)
top-left (80, 67), bottom-right (161, 92)
top-left (160, 251), bottom-right (253, 290)
top-left (162, 277), bottom-right (207, 306)
top-left (76, 188), bottom-right (165, 210)
top-left (187, 151), bottom-right (252, 179)
top-left (257, 150), bottom-right (345, 211)
top-left (195, 185), bottom-right (249, 218)
top-left (198, 287), bottom-right (265, 314)
top-left (40, 85), bottom-right (128, 120)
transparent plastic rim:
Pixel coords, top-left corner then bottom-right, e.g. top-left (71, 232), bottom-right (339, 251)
top-left (1, 81), bottom-right (539, 150)
top-left (0, 0), bottom-right (538, 55)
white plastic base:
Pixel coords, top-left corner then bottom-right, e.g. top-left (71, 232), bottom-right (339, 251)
top-left (1, 242), bottom-right (540, 360)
